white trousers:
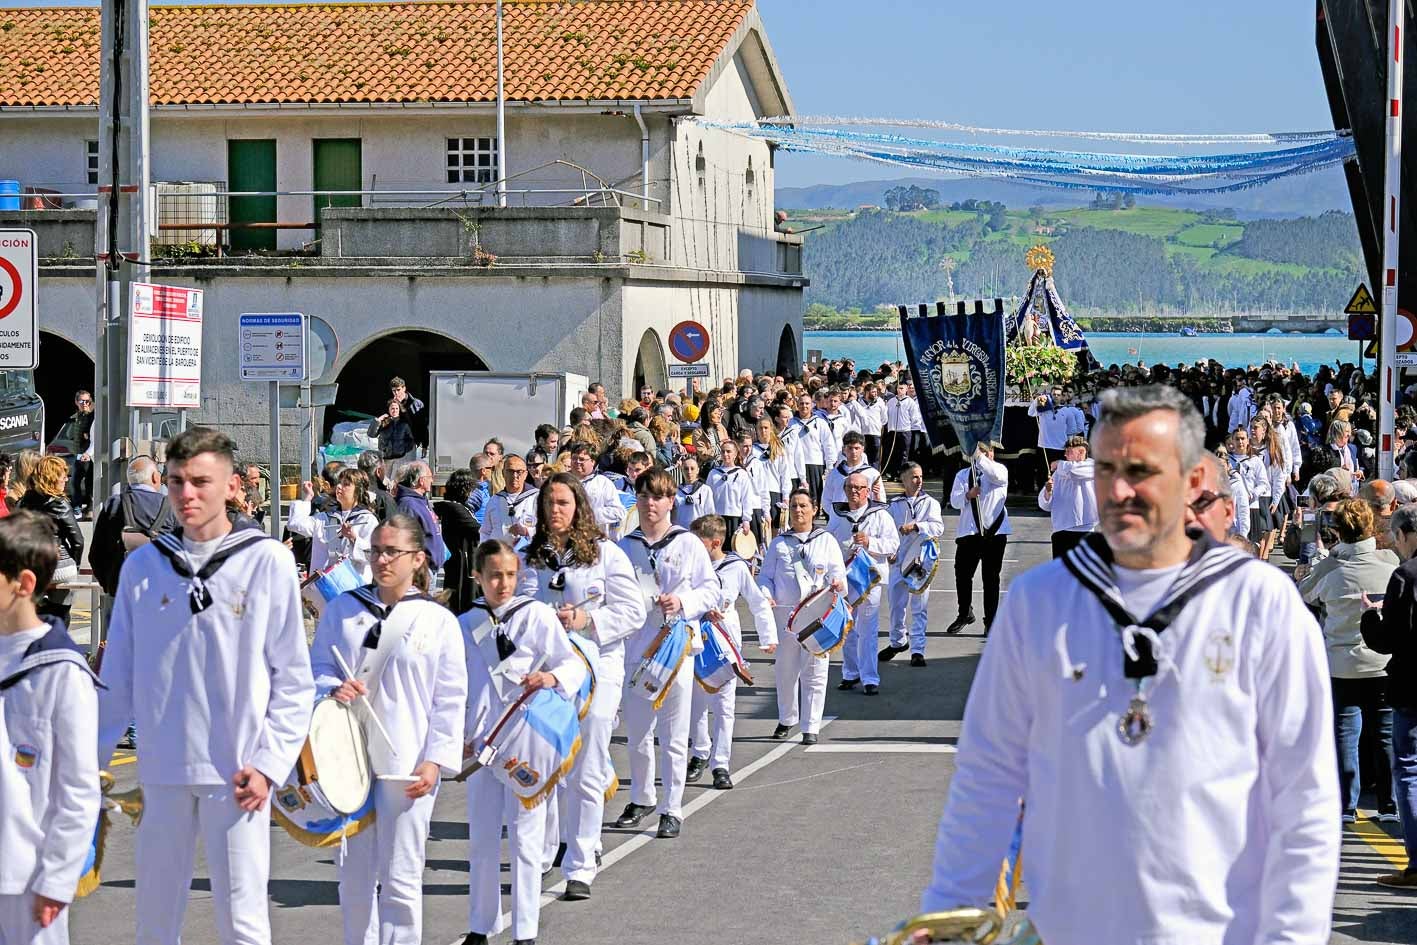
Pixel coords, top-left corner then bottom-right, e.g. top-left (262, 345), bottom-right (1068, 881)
top-left (561, 648), bottom-right (623, 884)
top-left (845, 586), bottom-right (883, 686)
top-left (772, 607), bottom-right (828, 734)
top-left (689, 678), bottom-right (737, 772)
top-left (622, 650), bottom-right (692, 819)
top-left (135, 783), bottom-right (271, 945)
top-left (887, 570), bottom-right (929, 653)
top-left (466, 769), bottom-right (547, 941)
top-left (0, 894), bottom-right (68, 945)
top-left (337, 782), bottom-right (436, 945)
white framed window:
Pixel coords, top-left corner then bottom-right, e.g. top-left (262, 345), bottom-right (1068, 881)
top-left (85, 140), bottom-right (99, 184)
top-left (446, 137), bottom-right (499, 184)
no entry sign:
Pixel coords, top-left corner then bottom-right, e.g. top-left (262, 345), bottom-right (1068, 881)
top-left (0, 229), bottom-right (38, 369)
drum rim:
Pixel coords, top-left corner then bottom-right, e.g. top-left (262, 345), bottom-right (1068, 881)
top-left (306, 697), bottom-right (373, 815)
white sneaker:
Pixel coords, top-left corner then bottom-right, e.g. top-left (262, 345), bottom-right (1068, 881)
top-left (1342, 811), bottom-right (1357, 824)
top-left (1378, 810), bottom-right (1402, 824)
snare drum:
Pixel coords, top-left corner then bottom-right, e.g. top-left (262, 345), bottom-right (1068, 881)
top-left (474, 687), bottom-right (583, 809)
top-left (895, 531), bottom-right (941, 595)
top-left (628, 617), bottom-right (692, 708)
top-left (845, 549), bottom-right (881, 607)
top-left (271, 696), bottom-right (376, 847)
top-left (787, 587), bottom-right (852, 658)
top-left (731, 529), bottom-right (759, 562)
top-left (300, 559), bottom-right (364, 619)
top-left (694, 617), bottom-right (754, 692)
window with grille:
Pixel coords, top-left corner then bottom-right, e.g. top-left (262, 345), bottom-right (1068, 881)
top-left (446, 137), bottom-right (499, 184)
top-left (86, 140), bottom-right (99, 184)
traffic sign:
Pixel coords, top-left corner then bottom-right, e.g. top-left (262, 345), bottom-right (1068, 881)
top-left (239, 313), bottom-right (306, 381)
top-left (0, 229), bottom-right (38, 369)
top-left (667, 320), bottom-right (710, 363)
top-left (668, 362), bottom-right (711, 379)
top-left (1348, 312), bottom-right (1376, 341)
top-left (1345, 283), bottom-right (1379, 315)
top-left (128, 282), bottom-right (203, 408)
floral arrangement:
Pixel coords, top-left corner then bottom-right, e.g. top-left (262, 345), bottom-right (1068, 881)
top-left (1005, 341), bottom-right (1076, 391)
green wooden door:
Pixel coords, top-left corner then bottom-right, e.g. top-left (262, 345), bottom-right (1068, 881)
top-left (227, 139), bottom-right (276, 252)
top-left (313, 138), bottom-right (362, 234)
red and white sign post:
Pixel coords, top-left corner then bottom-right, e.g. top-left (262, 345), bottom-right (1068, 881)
top-left (127, 282), bottom-right (203, 408)
top-left (1379, 0), bottom-right (1406, 479)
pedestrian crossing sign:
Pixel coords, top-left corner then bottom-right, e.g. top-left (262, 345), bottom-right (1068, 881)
top-left (1345, 283), bottom-right (1378, 315)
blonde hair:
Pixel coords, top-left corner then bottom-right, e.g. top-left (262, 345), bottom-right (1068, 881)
top-left (31, 455), bottom-right (69, 498)
top-left (1331, 497), bottom-right (1376, 544)
top-left (10, 449), bottom-right (39, 501)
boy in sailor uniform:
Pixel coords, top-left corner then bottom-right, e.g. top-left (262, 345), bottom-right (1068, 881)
top-left (672, 455), bottom-right (715, 529)
top-left (0, 513), bottom-right (101, 945)
top-left (566, 444), bottom-right (625, 539)
top-left (817, 388), bottom-right (857, 465)
top-left (460, 540), bottom-right (586, 945)
top-left (686, 516), bottom-right (777, 790)
top-left (479, 455), bottom-right (539, 545)
top-left (614, 469), bottom-right (717, 839)
top-left (827, 473), bottom-right (898, 695)
top-left (758, 489), bottom-right (847, 745)
top-left (772, 404), bottom-right (806, 494)
top-left (796, 392), bottom-right (828, 506)
top-left (880, 463), bottom-right (946, 667)
top-left (96, 428), bottom-right (314, 945)
top-left (1039, 435), bottom-right (1098, 559)
top-left (310, 513), bottom-right (467, 945)
top-left (822, 431), bottom-right (887, 524)
top-left (706, 440), bottom-right (754, 537)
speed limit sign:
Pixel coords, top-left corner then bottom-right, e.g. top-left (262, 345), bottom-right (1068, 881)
top-left (0, 229), bottom-right (37, 369)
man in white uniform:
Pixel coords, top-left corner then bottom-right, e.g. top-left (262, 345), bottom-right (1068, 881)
top-left (97, 428), bottom-right (314, 945)
top-left (827, 473), bottom-right (897, 695)
top-left (879, 462), bottom-right (945, 667)
top-left (1039, 434), bottom-right (1098, 558)
top-left (568, 443), bottom-right (625, 539)
top-left (920, 385), bottom-right (1339, 945)
top-left (822, 432), bottom-right (887, 524)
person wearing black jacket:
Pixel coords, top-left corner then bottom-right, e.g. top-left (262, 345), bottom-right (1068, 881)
top-left (1361, 501), bottom-right (1417, 888)
top-left (90, 455), bottom-right (175, 596)
top-left (19, 455), bottom-right (83, 622)
top-left (368, 397), bottom-right (418, 462)
top-left (358, 449), bottom-right (396, 521)
top-left (433, 468), bottom-right (479, 613)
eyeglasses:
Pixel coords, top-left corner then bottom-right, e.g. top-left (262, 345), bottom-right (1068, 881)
top-left (76, 399), bottom-right (92, 405)
top-left (1189, 490), bottom-right (1231, 513)
top-left (369, 546), bottom-right (420, 561)
top-left (846, 484), bottom-right (871, 492)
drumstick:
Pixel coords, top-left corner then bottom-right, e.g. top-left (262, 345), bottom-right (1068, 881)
top-left (330, 645), bottom-right (397, 751)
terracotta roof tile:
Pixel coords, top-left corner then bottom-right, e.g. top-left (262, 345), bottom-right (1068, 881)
top-left (0, 0), bottom-right (753, 107)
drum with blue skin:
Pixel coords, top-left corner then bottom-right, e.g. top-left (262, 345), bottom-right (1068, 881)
top-left (788, 587), bottom-right (852, 658)
top-left (845, 549), bottom-right (881, 606)
top-left (300, 558), bottom-right (363, 618)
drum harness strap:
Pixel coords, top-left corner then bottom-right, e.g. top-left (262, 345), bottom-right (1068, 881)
top-left (152, 527), bottom-right (273, 614)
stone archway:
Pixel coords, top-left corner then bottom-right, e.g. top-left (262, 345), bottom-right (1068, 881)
top-left (775, 323), bottom-right (800, 379)
top-left (327, 329), bottom-right (486, 443)
top-left (36, 332), bottom-right (95, 441)
top-left (632, 328), bottom-right (667, 394)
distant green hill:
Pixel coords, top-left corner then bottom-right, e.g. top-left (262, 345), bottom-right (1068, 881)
top-left (791, 203), bottom-right (1363, 317)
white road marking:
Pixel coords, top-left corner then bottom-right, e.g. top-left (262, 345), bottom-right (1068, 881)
top-left (735, 760), bottom-right (885, 790)
top-left (805, 742), bottom-right (957, 754)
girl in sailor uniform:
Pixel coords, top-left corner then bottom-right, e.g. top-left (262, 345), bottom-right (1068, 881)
top-left (286, 467), bottom-right (379, 580)
top-left (0, 512), bottom-right (102, 945)
top-left (517, 473), bottom-right (645, 901)
top-left (673, 455), bottom-right (715, 529)
top-left (686, 515), bottom-right (777, 790)
top-left (460, 540), bottom-right (588, 945)
top-left (310, 513), bottom-right (467, 945)
top-left (758, 488), bottom-right (846, 744)
top-left (754, 418), bottom-right (794, 533)
top-left (736, 433), bottom-right (773, 549)
top-left (706, 440), bottom-right (753, 537)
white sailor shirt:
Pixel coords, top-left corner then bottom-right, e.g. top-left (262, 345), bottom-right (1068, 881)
top-left (822, 459), bottom-right (886, 517)
top-left (709, 553), bottom-right (778, 648)
top-left (1039, 459), bottom-right (1098, 533)
top-left (459, 595), bottom-right (587, 746)
top-left (618, 528), bottom-right (717, 655)
top-left (798, 414), bottom-right (829, 467)
top-left (581, 473), bottom-right (627, 537)
top-left (857, 398), bottom-right (889, 437)
top-left (481, 487), bottom-right (540, 544)
top-left (827, 501), bottom-right (899, 573)
top-left (897, 396), bottom-right (926, 433)
top-left (889, 492), bottom-right (946, 543)
top-left (97, 529), bottom-right (314, 787)
top-left (311, 589), bottom-right (467, 776)
top-left (949, 456), bottom-right (1011, 538)
top-left (777, 422), bottom-right (807, 482)
top-left (1027, 400), bottom-right (1080, 451)
top-left (673, 481), bottom-right (716, 529)
top-left (707, 464), bottom-right (754, 519)
top-left (758, 528), bottom-right (846, 610)
top-left (921, 543), bottom-right (1339, 945)
top-left (286, 503), bottom-right (379, 580)
top-left (518, 539), bottom-right (647, 654)
top-left (817, 410), bottom-right (855, 463)
top-left (742, 450), bottom-right (777, 515)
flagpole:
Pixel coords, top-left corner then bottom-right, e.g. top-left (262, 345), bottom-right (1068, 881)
top-left (1379, 0), bottom-right (1405, 480)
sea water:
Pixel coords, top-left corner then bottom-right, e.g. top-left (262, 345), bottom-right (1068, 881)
top-left (804, 330), bottom-right (1362, 377)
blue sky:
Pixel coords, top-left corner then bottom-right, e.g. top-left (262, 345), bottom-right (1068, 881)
top-left (8, 0), bottom-right (1337, 188)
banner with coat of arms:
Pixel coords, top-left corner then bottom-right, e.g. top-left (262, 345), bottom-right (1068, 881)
top-left (896, 300), bottom-right (1007, 457)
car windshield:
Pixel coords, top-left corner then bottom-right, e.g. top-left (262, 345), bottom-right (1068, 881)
top-left (0, 371), bottom-right (35, 396)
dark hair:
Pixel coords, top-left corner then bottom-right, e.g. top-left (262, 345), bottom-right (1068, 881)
top-left (535, 423), bottom-right (558, 444)
top-left (635, 467), bottom-right (676, 498)
top-left (166, 427), bottom-right (238, 472)
top-left (389, 376), bottom-right (406, 390)
top-left (0, 510), bottom-right (58, 592)
top-left (527, 472), bottom-right (603, 569)
top-left (373, 513), bottom-right (432, 592)
top-left (337, 468), bottom-right (371, 508)
top-left (629, 407), bottom-right (650, 425)
top-left (628, 451), bottom-right (653, 467)
top-left (690, 514), bottom-right (726, 541)
top-left (443, 467), bottom-right (476, 505)
top-left (841, 431), bottom-right (864, 448)
top-left (357, 450), bottom-right (383, 477)
top-left (787, 486), bottom-right (816, 509)
top-left (566, 441), bottom-right (595, 459)
top-left (473, 538), bottom-right (519, 574)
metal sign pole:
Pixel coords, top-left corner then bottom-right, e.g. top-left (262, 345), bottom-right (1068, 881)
top-left (1379, 0), bottom-right (1406, 480)
top-left (269, 381), bottom-right (281, 538)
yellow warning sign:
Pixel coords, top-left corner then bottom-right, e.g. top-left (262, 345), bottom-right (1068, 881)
top-left (1345, 283), bottom-right (1378, 315)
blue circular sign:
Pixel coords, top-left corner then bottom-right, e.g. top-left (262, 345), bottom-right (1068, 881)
top-left (668, 320), bottom-right (710, 363)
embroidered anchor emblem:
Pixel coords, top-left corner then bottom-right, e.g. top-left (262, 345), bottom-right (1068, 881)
top-left (1203, 631), bottom-right (1234, 683)
top-left (160, 594), bottom-right (172, 609)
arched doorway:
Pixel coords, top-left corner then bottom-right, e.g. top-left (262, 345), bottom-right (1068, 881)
top-left (632, 329), bottom-right (667, 394)
top-left (326, 330), bottom-right (486, 444)
top-left (775, 324), bottom-right (800, 379)
top-left (36, 333), bottom-right (95, 441)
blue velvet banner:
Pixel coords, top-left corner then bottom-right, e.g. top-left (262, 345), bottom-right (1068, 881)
top-left (897, 300), bottom-right (1007, 457)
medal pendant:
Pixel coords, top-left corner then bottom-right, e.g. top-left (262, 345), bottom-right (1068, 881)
top-left (1117, 695), bottom-right (1153, 746)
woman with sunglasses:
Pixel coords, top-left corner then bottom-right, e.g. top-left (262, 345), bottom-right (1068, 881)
top-left (309, 513), bottom-right (468, 945)
top-left (518, 473), bottom-right (645, 902)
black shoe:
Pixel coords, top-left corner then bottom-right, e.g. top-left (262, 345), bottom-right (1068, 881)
top-left (614, 802), bottom-right (655, 828)
top-left (801, 733), bottom-right (818, 746)
top-left (712, 768), bottom-right (734, 790)
top-left (656, 814), bottom-right (681, 839)
top-left (686, 756), bottom-right (708, 783)
top-left (771, 723), bottom-right (793, 739)
top-left (837, 678), bottom-right (859, 691)
top-left (878, 644), bottom-right (908, 662)
top-left (563, 880), bottom-right (591, 901)
top-left (513, 940), bottom-right (536, 945)
top-left (461, 934), bottom-right (488, 945)
top-left (910, 653), bottom-right (927, 667)
top-left (945, 612), bottom-right (975, 634)
top-left (863, 684), bottom-right (879, 695)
